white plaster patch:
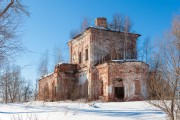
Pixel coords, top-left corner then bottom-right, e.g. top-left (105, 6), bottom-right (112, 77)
top-left (78, 72), bottom-right (87, 85)
top-left (108, 85), bottom-right (113, 94)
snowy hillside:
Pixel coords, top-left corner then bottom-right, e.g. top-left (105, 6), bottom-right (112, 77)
top-left (0, 100), bottom-right (166, 120)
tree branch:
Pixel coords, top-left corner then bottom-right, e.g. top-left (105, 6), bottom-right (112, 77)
top-left (0, 0), bottom-right (14, 17)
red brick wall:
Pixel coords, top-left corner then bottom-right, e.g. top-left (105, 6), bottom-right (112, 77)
top-left (89, 28), bottom-right (138, 67)
top-left (90, 61), bottom-right (148, 102)
top-left (108, 61), bottom-right (148, 101)
top-left (68, 29), bottom-right (91, 68)
top-left (95, 63), bottom-right (109, 101)
top-left (38, 73), bottom-right (56, 101)
top-left (95, 18), bottom-right (107, 28)
top-left (38, 64), bottom-right (77, 101)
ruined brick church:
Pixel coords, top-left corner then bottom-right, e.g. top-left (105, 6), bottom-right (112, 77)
top-left (38, 18), bottom-right (148, 102)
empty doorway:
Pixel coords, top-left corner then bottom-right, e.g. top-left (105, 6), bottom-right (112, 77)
top-left (115, 87), bottom-right (124, 100)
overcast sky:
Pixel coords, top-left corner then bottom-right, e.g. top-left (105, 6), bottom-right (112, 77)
top-left (17, 0), bottom-right (180, 84)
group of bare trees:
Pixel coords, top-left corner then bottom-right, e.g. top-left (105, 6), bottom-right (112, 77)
top-left (0, 65), bottom-right (33, 103)
top-left (0, 1), bottom-right (34, 103)
top-left (37, 50), bottom-right (49, 77)
top-left (109, 13), bottom-right (133, 32)
top-left (69, 13), bottom-right (133, 39)
top-left (139, 37), bottom-right (152, 63)
top-left (1, 1), bottom-right (179, 119)
top-left (146, 15), bottom-right (180, 120)
top-left (37, 47), bottom-right (64, 78)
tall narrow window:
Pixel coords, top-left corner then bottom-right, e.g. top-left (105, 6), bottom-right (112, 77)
top-left (101, 81), bottom-right (103, 95)
top-left (79, 52), bottom-right (82, 63)
top-left (52, 82), bottom-right (55, 99)
top-left (43, 83), bottom-right (49, 101)
top-left (55, 86), bottom-right (56, 98)
top-left (85, 49), bottom-right (88, 60)
top-left (135, 80), bottom-right (141, 94)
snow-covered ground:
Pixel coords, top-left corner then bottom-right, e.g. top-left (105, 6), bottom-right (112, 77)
top-left (0, 100), bottom-right (166, 120)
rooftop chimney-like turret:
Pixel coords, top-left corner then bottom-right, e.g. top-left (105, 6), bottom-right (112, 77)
top-left (95, 17), bottom-right (107, 28)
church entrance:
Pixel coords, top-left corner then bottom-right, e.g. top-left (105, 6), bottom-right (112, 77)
top-left (115, 87), bottom-right (124, 101)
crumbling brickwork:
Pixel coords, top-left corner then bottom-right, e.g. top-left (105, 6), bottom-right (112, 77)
top-left (38, 63), bottom-right (77, 101)
top-left (38, 73), bottom-right (56, 101)
top-left (90, 61), bottom-right (148, 102)
top-left (38, 17), bottom-right (148, 102)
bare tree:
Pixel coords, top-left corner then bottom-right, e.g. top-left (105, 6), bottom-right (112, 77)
top-left (112, 13), bottom-right (121, 31)
top-left (69, 29), bottom-right (79, 39)
top-left (0, 64), bottom-right (33, 103)
top-left (147, 15), bottom-right (180, 120)
top-left (80, 17), bottom-right (91, 32)
top-left (0, 0), bottom-right (29, 17)
top-left (33, 79), bottom-right (38, 101)
top-left (69, 17), bottom-right (91, 39)
top-left (123, 16), bottom-right (134, 60)
top-left (140, 37), bottom-right (152, 63)
top-left (54, 47), bottom-right (64, 65)
top-left (123, 16), bottom-right (133, 32)
top-left (0, 0), bottom-right (28, 64)
top-left (109, 13), bottom-right (133, 32)
top-left (109, 13), bottom-right (124, 31)
top-left (147, 56), bottom-right (172, 99)
top-left (0, 65), bottom-right (11, 103)
top-left (22, 81), bottom-right (33, 102)
top-left (108, 13), bottom-right (134, 60)
top-left (38, 50), bottom-right (49, 77)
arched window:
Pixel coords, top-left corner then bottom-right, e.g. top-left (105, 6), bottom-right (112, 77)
top-left (101, 81), bottom-right (104, 95)
top-left (52, 82), bottom-right (55, 100)
top-left (85, 49), bottom-right (88, 61)
top-left (135, 80), bottom-right (141, 94)
top-left (43, 83), bottom-right (49, 101)
top-left (79, 52), bottom-right (82, 63)
top-left (115, 78), bottom-right (123, 82)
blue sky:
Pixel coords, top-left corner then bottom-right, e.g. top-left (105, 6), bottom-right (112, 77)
top-left (17, 0), bottom-right (180, 83)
